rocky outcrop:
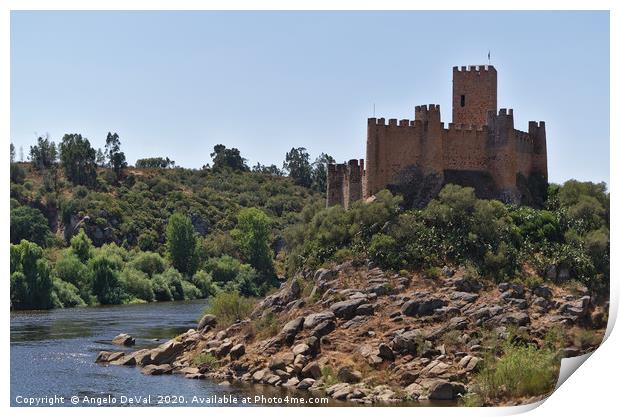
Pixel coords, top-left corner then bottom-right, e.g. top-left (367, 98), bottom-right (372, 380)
top-left (112, 333), bottom-right (135, 346)
top-left (96, 262), bottom-right (605, 406)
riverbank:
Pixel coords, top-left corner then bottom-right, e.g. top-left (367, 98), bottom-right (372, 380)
top-left (97, 261), bottom-right (607, 406)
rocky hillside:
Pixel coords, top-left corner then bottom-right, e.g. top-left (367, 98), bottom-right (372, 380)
top-left (96, 261), bottom-right (607, 406)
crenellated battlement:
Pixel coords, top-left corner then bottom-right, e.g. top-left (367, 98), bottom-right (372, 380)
top-left (328, 64), bottom-right (548, 208)
top-left (453, 65), bottom-right (496, 72)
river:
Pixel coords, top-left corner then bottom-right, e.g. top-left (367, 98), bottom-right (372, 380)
top-left (10, 300), bottom-right (327, 407)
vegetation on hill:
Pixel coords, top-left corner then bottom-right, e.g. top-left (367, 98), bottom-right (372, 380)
top-left (284, 181), bottom-right (609, 295)
top-left (10, 134), bottom-right (333, 309)
top-left (9, 133), bottom-right (609, 310)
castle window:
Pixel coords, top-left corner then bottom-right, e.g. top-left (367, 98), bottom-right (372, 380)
top-left (460, 95), bottom-right (466, 107)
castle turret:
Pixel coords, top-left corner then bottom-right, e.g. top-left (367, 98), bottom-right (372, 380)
top-left (453, 65), bottom-right (497, 126)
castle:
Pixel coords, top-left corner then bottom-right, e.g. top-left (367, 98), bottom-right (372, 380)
top-left (326, 65), bottom-right (548, 209)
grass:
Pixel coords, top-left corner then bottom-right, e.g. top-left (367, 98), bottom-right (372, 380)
top-left (192, 352), bottom-right (219, 370)
top-left (463, 341), bottom-right (560, 405)
top-left (439, 329), bottom-right (463, 354)
top-left (201, 291), bottom-right (255, 328)
top-left (251, 311), bottom-right (281, 340)
top-left (321, 365), bottom-right (338, 387)
top-left (571, 328), bottom-right (601, 350)
top-left (424, 266), bottom-right (441, 279)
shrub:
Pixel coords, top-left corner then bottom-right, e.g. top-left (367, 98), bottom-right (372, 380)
top-left (54, 251), bottom-right (91, 301)
top-left (129, 251), bottom-right (167, 277)
top-left (119, 268), bottom-right (154, 302)
top-left (52, 278), bottom-right (86, 308)
top-left (10, 206), bottom-right (51, 247)
top-left (89, 255), bottom-right (124, 305)
top-left (191, 270), bottom-right (216, 298)
top-left (192, 352), bottom-right (219, 370)
top-left (181, 280), bottom-right (202, 300)
top-left (152, 268), bottom-right (185, 301)
top-left (10, 240), bottom-right (54, 309)
top-left (202, 292), bottom-right (255, 327)
top-left (70, 229), bottom-right (93, 263)
top-left (466, 342), bottom-right (559, 404)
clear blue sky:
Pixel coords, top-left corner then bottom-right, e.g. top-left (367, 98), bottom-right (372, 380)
top-left (11, 11), bottom-right (609, 185)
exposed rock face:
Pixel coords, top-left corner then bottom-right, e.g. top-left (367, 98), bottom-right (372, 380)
top-left (97, 262), bottom-right (605, 406)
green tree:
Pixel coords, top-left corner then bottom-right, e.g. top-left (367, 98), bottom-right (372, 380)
top-left (10, 143), bottom-right (15, 163)
top-left (70, 229), bottom-right (93, 263)
top-left (95, 148), bottom-right (106, 167)
top-left (59, 133), bottom-right (97, 186)
top-left (166, 213), bottom-right (198, 275)
top-left (105, 132), bottom-right (127, 177)
top-left (232, 207), bottom-right (274, 273)
top-left (283, 147), bottom-right (312, 187)
top-left (29, 135), bottom-right (57, 171)
top-left (10, 206), bottom-right (51, 247)
top-left (311, 152), bottom-right (335, 192)
top-left (10, 240), bottom-right (54, 309)
top-left (89, 255), bottom-right (123, 304)
top-left (135, 157), bottom-right (175, 168)
top-left (210, 144), bottom-right (249, 172)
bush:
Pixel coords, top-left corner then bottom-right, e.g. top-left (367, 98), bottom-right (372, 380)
top-left (120, 268), bottom-right (154, 302)
top-left (181, 280), bottom-right (203, 300)
top-left (54, 251), bottom-right (91, 301)
top-left (129, 251), bottom-right (167, 277)
top-left (152, 267), bottom-right (185, 301)
top-left (192, 352), bottom-right (219, 370)
top-left (89, 255), bottom-right (123, 305)
top-left (70, 229), bottom-right (93, 263)
top-left (191, 270), bottom-right (216, 298)
top-left (10, 206), bottom-right (52, 247)
top-left (202, 292), bottom-right (255, 327)
top-left (466, 342), bottom-right (559, 404)
top-left (10, 240), bottom-right (54, 309)
top-left (52, 278), bottom-right (86, 308)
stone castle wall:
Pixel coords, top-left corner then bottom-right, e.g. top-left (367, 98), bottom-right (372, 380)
top-left (326, 65), bottom-right (548, 208)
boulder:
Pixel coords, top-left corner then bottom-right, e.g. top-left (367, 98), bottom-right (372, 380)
top-left (500, 312), bottom-right (530, 327)
top-left (296, 378), bottom-right (316, 390)
top-left (458, 355), bottom-right (481, 372)
top-left (313, 320), bottom-right (336, 337)
top-left (149, 340), bottom-right (185, 365)
top-left (448, 316), bottom-right (469, 330)
top-left (533, 285), bottom-right (553, 300)
top-left (355, 303), bottom-right (375, 316)
top-left (450, 292), bottom-right (478, 303)
top-left (229, 344), bottom-right (245, 360)
top-left (330, 298), bottom-right (367, 320)
top-left (292, 343), bottom-right (310, 356)
top-left (401, 298), bottom-right (446, 317)
top-left (315, 268), bottom-right (338, 289)
top-left (391, 329), bottom-right (424, 354)
top-left (378, 343), bottom-right (395, 361)
top-left (141, 364), bottom-right (172, 375)
top-left (425, 379), bottom-right (466, 400)
top-left (269, 352), bottom-right (295, 370)
top-left (337, 366), bottom-right (362, 383)
top-left (197, 314), bottom-right (217, 331)
top-left (278, 317), bottom-right (305, 345)
top-left (301, 361), bottom-right (322, 379)
top-left (304, 311), bottom-right (335, 329)
top-left (112, 333), bottom-right (135, 346)
top-left (95, 351), bottom-right (113, 363)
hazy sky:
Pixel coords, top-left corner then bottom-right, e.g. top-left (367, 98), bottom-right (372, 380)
top-left (11, 11), bottom-right (609, 185)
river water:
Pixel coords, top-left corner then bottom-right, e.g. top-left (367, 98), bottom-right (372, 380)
top-left (10, 300), bottom-right (326, 407)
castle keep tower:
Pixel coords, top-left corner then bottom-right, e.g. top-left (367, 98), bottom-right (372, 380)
top-left (326, 65), bottom-right (548, 208)
top-left (452, 65), bottom-right (497, 126)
